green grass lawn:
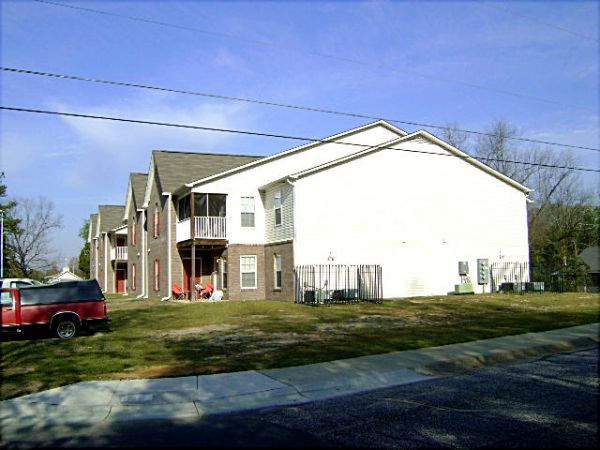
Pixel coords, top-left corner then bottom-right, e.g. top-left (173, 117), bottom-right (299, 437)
top-left (1, 292), bottom-right (598, 400)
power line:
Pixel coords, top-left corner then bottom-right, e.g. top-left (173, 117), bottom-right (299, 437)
top-left (31, 0), bottom-right (590, 111)
top-left (2, 66), bottom-right (599, 153)
top-left (1, 105), bottom-right (598, 174)
top-left (482, 2), bottom-right (598, 43)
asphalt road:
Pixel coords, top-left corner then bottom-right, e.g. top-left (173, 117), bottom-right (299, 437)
top-left (4, 347), bottom-right (598, 449)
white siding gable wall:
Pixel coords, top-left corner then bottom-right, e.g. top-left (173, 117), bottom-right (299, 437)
top-left (192, 124), bottom-right (403, 244)
top-left (264, 182), bottom-right (294, 243)
top-left (292, 138), bottom-right (530, 298)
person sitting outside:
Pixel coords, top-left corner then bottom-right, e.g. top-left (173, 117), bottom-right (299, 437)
top-left (194, 283), bottom-right (203, 300)
top-left (199, 283), bottom-right (214, 299)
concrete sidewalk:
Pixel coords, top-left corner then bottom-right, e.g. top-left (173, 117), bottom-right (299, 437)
top-left (1, 323), bottom-right (597, 428)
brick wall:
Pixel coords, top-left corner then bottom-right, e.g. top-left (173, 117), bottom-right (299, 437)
top-left (263, 240), bottom-right (295, 302)
top-left (224, 244), bottom-right (266, 301)
top-left (89, 239), bottom-right (97, 283)
top-left (127, 209), bottom-right (143, 295)
top-left (97, 234), bottom-right (106, 292)
top-left (147, 180), bottom-right (168, 299)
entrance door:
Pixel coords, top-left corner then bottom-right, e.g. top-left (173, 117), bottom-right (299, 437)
top-left (183, 258), bottom-right (202, 298)
top-left (116, 268), bottom-right (127, 293)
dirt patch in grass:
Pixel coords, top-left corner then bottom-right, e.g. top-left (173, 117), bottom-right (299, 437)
top-left (103, 364), bottom-right (223, 380)
top-left (155, 324), bottom-right (240, 338)
top-left (3, 367), bottom-right (35, 376)
top-left (2, 293), bottom-right (598, 400)
top-left (317, 315), bottom-right (410, 332)
top-left (279, 314), bottom-right (319, 320)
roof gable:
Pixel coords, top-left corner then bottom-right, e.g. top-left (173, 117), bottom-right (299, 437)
top-left (131, 173), bottom-right (148, 208)
top-left (153, 150), bottom-right (263, 194)
top-left (98, 205), bottom-right (126, 233)
top-left (284, 130), bottom-right (530, 194)
top-left (124, 172), bottom-right (148, 220)
top-left (579, 246), bottom-right (599, 272)
top-left (186, 120), bottom-right (408, 189)
top-left (88, 213), bottom-right (98, 242)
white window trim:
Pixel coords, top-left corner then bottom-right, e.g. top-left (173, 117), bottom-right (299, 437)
top-left (221, 257), bottom-right (228, 291)
top-left (241, 196), bottom-right (255, 228)
top-left (274, 191), bottom-right (282, 227)
top-left (274, 254), bottom-right (282, 290)
top-left (240, 255), bottom-right (257, 290)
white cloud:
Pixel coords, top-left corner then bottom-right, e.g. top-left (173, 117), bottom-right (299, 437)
top-left (49, 92), bottom-right (258, 191)
top-left (2, 93), bottom-right (259, 259)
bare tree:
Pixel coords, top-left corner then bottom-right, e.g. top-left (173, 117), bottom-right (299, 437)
top-left (439, 122), bottom-right (470, 150)
top-left (6, 197), bottom-right (63, 277)
top-left (474, 119), bottom-right (579, 206)
top-left (450, 118), bottom-right (597, 286)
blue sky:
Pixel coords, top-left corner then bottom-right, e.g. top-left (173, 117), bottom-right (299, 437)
top-left (1, 0), bottom-right (598, 264)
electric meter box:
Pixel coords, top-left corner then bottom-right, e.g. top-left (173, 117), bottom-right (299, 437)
top-left (458, 261), bottom-right (469, 276)
top-left (477, 258), bottom-right (490, 285)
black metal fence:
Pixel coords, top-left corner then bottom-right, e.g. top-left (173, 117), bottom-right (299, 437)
top-left (295, 264), bottom-right (383, 305)
top-left (490, 261), bottom-right (532, 293)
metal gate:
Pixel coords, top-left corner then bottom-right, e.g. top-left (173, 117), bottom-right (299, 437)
top-left (295, 264), bottom-right (383, 305)
top-left (490, 261), bottom-right (530, 292)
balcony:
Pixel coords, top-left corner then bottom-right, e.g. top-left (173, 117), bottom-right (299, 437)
top-left (110, 246), bottom-right (128, 261)
top-left (177, 216), bottom-right (227, 242)
top-left (195, 216), bottom-right (226, 239)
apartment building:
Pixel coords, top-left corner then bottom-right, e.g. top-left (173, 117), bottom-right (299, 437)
top-left (89, 205), bottom-right (127, 294)
top-left (89, 120), bottom-right (531, 300)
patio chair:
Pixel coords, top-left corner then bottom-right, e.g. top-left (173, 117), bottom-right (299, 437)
top-left (172, 284), bottom-right (186, 300)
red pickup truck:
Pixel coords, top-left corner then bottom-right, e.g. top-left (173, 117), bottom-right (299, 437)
top-left (1, 280), bottom-right (110, 339)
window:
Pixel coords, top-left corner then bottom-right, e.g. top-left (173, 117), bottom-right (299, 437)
top-left (195, 193), bottom-right (227, 217)
top-left (222, 257), bottom-right (228, 290)
top-left (153, 205), bottom-right (160, 238)
top-left (154, 259), bottom-right (160, 291)
top-left (274, 191), bottom-right (282, 226)
top-left (274, 254), bottom-right (282, 290)
top-left (240, 255), bottom-right (257, 289)
top-left (178, 195), bottom-right (191, 221)
top-left (131, 220), bottom-right (136, 246)
top-left (132, 264), bottom-right (137, 291)
top-left (1, 290), bottom-right (13, 307)
top-left (241, 197), bottom-right (255, 227)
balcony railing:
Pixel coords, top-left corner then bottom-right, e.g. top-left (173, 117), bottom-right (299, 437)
top-left (195, 216), bottom-right (226, 239)
top-left (111, 246), bottom-right (128, 261)
top-left (176, 216), bottom-right (227, 242)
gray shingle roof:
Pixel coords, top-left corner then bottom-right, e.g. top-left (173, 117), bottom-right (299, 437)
top-left (130, 173), bottom-right (148, 209)
top-left (98, 205), bottom-right (126, 233)
top-left (579, 246), bottom-right (599, 273)
top-left (89, 213), bottom-right (98, 239)
top-left (152, 151), bottom-right (263, 193)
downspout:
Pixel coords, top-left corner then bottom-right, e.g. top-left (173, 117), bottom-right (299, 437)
top-left (103, 232), bottom-right (108, 293)
top-left (136, 211), bottom-right (146, 299)
top-left (160, 193), bottom-right (173, 301)
top-left (144, 210), bottom-right (149, 298)
top-left (285, 178), bottom-right (297, 302)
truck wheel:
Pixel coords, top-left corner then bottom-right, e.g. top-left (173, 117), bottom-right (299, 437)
top-left (54, 318), bottom-right (78, 339)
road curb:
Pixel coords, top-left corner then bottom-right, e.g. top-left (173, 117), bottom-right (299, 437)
top-left (408, 323), bottom-right (599, 375)
top-left (1, 323), bottom-right (598, 427)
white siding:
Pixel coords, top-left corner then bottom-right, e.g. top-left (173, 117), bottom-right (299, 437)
top-left (293, 138), bottom-right (530, 298)
top-left (265, 182), bottom-right (294, 243)
top-left (193, 124), bottom-right (403, 244)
